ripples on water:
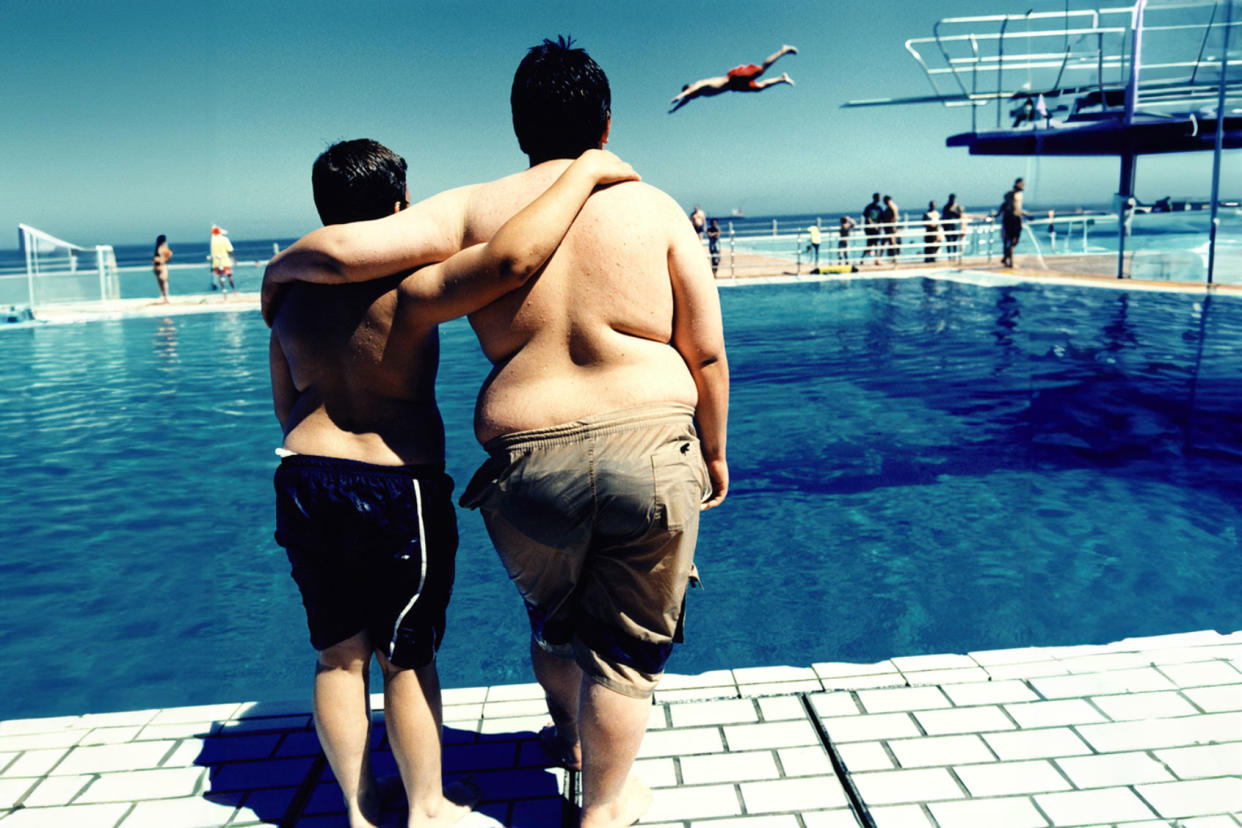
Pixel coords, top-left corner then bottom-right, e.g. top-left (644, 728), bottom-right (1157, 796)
top-left (1, 279), bottom-right (1239, 718)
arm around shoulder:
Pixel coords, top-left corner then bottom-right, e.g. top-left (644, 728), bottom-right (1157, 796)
top-left (396, 149), bottom-right (639, 326)
top-left (260, 185), bottom-right (474, 325)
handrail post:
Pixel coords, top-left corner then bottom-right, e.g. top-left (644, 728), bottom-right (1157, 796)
top-left (1207, 0), bottom-right (1233, 285)
top-left (728, 222), bottom-right (736, 279)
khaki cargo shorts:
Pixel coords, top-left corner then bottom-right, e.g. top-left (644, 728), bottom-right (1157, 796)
top-left (460, 403), bottom-right (710, 698)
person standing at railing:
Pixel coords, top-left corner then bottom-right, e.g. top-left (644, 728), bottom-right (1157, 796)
top-left (860, 193), bottom-right (884, 263)
top-left (922, 201), bottom-right (942, 263)
top-left (882, 195), bottom-right (901, 263)
top-left (805, 223), bottom-right (821, 268)
top-left (837, 215), bottom-right (856, 264)
top-left (942, 194), bottom-right (963, 258)
top-left (995, 178), bottom-right (1025, 268)
top-left (152, 235), bottom-right (172, 303)
top-left (690, 204), bottom-right (706, 239)
top-left (210, 225), bottom-right (237, 294)
top-left (707, 218), bottom-right (721, 276)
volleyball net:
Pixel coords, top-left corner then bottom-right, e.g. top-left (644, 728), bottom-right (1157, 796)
top-left (6, 223), bottom-right (120, 308)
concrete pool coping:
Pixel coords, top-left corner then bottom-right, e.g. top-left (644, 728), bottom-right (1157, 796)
top-left (1, 629), bottom-right (1239, 827)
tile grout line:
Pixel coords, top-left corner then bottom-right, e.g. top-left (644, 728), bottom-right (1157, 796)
top-left (799, 694), bottom-right (877, 828)
top-left (278, 750), bottom-right (326, 828)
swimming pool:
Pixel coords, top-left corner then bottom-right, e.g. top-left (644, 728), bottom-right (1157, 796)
top-left (2, 275), bottom-right (1239, 720)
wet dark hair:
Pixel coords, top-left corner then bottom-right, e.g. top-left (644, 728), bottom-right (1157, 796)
top-left (511, 36), bottom-right (611, 164)
top-left (872, 193), bottom-right (881, 200)
top-left (311, 139), bottom-right (408, 226)
top-left (153, 235), bottom-right (166, 256)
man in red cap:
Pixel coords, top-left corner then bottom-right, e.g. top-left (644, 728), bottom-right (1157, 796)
top-left (210, 225), bottom-right (236, 293)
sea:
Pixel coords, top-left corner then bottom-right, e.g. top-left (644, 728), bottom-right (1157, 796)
top-left (0, 206), bottom-right (1117, 273)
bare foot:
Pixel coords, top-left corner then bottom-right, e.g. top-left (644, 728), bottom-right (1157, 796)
top-left (402, 777), bottom-right (480, 827)
top-left (783, 44), bottom-right (798, 55)
top-left (580, 775), bottom-right (652, 828)
top-left (781, 73), bottom-right (795, 86)
top-left (349, 781), bottom-right (386, 828)
top-left (539, 723), bottom-right (582, 770)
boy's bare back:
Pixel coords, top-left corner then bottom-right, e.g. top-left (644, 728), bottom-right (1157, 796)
top-left (272, 278), bottom-right (445, 466)
top-left (453, 160), bottom-right (711, 443)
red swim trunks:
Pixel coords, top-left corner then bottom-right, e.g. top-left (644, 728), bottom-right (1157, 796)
top-left (726, 63), bottom-right (762, 90)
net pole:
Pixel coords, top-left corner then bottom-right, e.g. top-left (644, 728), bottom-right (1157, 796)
top-left (23, 227), bottom-right (36, 308)
top-left (1207, 0), bottom-right (1233, 286)
top-left (96, 248), bottom-right (103, 301)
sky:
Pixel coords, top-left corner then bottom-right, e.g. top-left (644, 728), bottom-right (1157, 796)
top-left (2, 0), bottom-right (1238, 247)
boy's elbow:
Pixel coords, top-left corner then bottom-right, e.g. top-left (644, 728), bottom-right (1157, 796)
top-left (495, 249), bottom-right (542, 287)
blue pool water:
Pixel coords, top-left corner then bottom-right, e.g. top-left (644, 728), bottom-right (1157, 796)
top-left (2, 275), bottom-right (1240, 720)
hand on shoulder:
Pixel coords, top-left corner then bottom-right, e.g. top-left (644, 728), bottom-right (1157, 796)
top-left (575, 148), bottom-right (640, 187)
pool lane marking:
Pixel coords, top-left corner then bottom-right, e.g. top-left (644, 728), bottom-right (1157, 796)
top-left (800, 694), bottom-right (878, 828)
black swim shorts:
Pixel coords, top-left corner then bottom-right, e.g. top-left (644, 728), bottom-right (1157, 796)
top-left (273, 454), bottom-right (457, 669)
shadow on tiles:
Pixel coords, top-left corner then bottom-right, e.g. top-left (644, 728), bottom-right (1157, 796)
top-left (196, 717), bottom-right (569, 827)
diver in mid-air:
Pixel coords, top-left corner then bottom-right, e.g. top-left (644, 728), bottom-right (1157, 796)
top-left (669, 44), bottom-right (797, 113)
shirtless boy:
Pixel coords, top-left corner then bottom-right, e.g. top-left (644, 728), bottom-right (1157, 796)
top-left (264, 37), bottom-right (728, 828)
top-left (270, 138), bottom-right (636, 828)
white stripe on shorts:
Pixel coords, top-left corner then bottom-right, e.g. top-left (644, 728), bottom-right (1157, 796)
top-left (388, 478), bottom-right (428, 659)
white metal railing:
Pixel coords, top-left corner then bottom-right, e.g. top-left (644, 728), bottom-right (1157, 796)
top-left (705, 206), bottom-right (1242, 283)
top-left (1, 255), bottom-right (278, 310)
top-left (703, 211), bottom-right (1138, 278)
top-left (894, 3), bottom-right (1242, 132)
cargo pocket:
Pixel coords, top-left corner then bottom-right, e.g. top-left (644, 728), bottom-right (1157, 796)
top-left (651, 437), bottom-right (705, 531)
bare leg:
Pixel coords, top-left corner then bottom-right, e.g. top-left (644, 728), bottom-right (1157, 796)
top-left (578, 680), bottom-right (653, 828)
top-left (530, 640), bottom-right (583, 769)
top-left (758, 44), bottom-right (798, 73)
top-left (378, 654), bottom-right (477, 827)
top-left (314, 632), bottom-right (383, 828)
top-left (752, 73), bottom-right (794, 91)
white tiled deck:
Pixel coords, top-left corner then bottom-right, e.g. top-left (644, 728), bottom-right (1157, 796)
top-left (1, 630), bottom-right (1239, 827)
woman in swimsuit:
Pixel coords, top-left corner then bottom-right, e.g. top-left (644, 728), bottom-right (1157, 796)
top-left (152, 235), bottom-right (172, 303)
